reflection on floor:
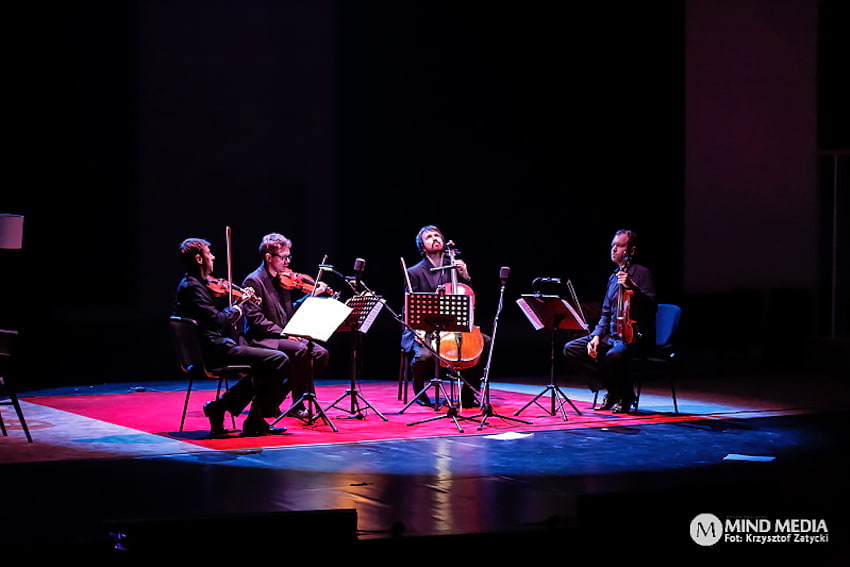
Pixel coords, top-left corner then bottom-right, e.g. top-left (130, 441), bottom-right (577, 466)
top-left (1, 372), bottom-right (848, 557)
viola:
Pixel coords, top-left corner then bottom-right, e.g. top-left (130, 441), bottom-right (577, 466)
top-left (206, 277), bottom-right (262, 306)
top-left (614, 262), bottom-right (637, 344)
top-left (277, 268), bottom-right (333, 296)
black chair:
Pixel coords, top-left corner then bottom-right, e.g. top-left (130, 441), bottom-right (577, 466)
top-left (169, 316), bottom-right (252, 432)
top-left (0, 329), bottom-right (33, 443)
top-left (592, 303), bottom-right (682, 414)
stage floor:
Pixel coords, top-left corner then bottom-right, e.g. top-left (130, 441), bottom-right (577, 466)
top-left (1, 371), bottom-right (848, 557)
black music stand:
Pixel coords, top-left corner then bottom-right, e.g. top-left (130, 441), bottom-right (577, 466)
top-left (324, 292), bottom-right (388, 421)
top-left (271, 297), bottom-right (352, 432)
top-left (514, 294), bottom-right (587, 421)
top-left (400, 292), bottom-right (479, 433)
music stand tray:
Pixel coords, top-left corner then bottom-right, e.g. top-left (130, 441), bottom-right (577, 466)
top-left (272, 297), bottom-right (352, 432)
top-left (324, 292), bottom-right (388, 421)
top-left (514, 294), bottom-right (587, 421)
top-left (401, 292), bottom-right (478, 433)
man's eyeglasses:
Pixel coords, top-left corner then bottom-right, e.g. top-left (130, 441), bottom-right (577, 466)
top-left (271, 253), bottom-right (292, 261)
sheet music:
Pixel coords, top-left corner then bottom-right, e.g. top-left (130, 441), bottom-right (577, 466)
top-left (282, 296), bottom-right (353, 342)
top-left (517, 298), bottom-right (545, 330)
top-left (516, 295), bottom-right (589, 332)
top-left (344, 292), bottom-right (385, 334)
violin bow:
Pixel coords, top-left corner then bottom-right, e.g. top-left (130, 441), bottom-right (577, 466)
top-left (225, 225), bottom-right (234, 306)
top-left (311, 255), bottom-right (328, 297)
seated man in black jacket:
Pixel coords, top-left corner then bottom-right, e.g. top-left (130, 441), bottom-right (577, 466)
top-left (172, 237), bottom-right (290, 437)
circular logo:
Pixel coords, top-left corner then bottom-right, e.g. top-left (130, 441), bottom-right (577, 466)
top-left (690, 513), bottom-right (723, 546)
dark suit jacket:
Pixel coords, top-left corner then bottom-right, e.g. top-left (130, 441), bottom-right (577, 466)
top-left (241, 265), bottom-right (298, 349)
top-left (401, 257), bottom-right (472, 351)
top-left (171, 273), bottom-right (243, 359)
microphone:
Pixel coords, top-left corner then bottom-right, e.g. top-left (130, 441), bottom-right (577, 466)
top-left (353, 258), bottom-right (365, 289)
top-left (499, 266), bottom-right (510, 287)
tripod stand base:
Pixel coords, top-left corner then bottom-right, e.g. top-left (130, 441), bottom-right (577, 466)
top-left (513, 384), bottom-right (582, 422)
top-left (399, 378), bottom-right (453, 414)
top-left (325, 388), bottom-right (388, 421)
top-left (469, 402), bottom-right (533, 430)
top-left (272, 392), bottom-right (339, 432)
top-left (402, 378), bottom-right (478, 432)
top-left (406, 404), bottom-right (481, 433)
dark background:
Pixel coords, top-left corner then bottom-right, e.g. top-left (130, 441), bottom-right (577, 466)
top-left (2, 1), bottom-right (847, 390)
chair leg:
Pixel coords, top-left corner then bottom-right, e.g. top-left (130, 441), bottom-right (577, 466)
top-left (10, 390), bottom-right (33, 443)
top-left (219, 377), bottom-right (236, 429)
top-left (398, 351), bottom-right (410, 403)
top-left (633, 381), bottom-right (642, 412)
top-left (592, 390), bottom-right (599, 410)
top-left (670, 375), bottom-right (679, 414)
top-left (180, 376), bottom-right (194, 432)
top-left (1, 378), bottom-right (33, 443)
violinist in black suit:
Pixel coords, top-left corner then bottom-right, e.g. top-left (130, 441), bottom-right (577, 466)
top-left (562, 229), bottom-right (657, 413)
top-left (172, 237), bottom-right (289, 437)
top-left (241, 233), bottom-right (330, 419)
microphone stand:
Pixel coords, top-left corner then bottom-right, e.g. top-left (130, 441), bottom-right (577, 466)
top-left (469, 270), bottom-right (531, 430)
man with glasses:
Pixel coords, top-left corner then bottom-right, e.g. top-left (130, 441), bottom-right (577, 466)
top-left (241, 232), bottom-right (331, 419)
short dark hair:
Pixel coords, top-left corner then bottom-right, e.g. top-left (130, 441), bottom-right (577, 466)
top-left (178, 238), bottom-right (210, 268)
top-left (614, 229), bottom-right (638, 253)
top-left (259, 233), bottom-right (292, 257)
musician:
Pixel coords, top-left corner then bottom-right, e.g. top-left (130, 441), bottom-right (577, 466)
top-left (402, 225), bottom-right (489, 408)
top-left (241, 233), bottom-right (330, 419)
top-left (562, 229), bottom-right (657, 413)
top-left (172, 238), bottom-right (289, 437)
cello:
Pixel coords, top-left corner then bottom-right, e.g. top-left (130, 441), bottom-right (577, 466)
top-left (436, 241), bottom-right (485, 369)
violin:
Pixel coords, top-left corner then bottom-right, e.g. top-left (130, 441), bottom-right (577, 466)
top-left (436, 241), bottom-right (485, 369)
top-left (614, 260), bottom-right (637, 344)
top-left (207, 277), bottom-right (262, 306)
top-left (277, 268), bottom-right (333, 296)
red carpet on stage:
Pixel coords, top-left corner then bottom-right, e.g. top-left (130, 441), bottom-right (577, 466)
top-left (26, 382), bottom-right (696, 450)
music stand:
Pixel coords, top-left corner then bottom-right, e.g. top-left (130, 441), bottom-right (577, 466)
top-left (514, 294), bottom-right (587, 421)
top-left (400, 292), bottom-right (479, 432)
top-left (324, 292), bottom-right (388, 421)
top-left (271, 296), bottom-right (352, 432)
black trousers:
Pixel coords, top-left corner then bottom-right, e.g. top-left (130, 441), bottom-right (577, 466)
top-left (207, 343), bottom-right (290, 419)
top-left (262, 337), bottom-right (330, 407)
top-left (562, 335), bottom-right (636, 401)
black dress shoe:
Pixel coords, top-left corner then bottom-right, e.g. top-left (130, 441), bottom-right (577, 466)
top-left (241, 420), bottom-right (288, 437)
top-left (203, 401), bottom-right (228, 436)
top-left (288, 408), bottom-right (312, 420)
top-left (414, 395), bottom-right (433, 407)
top-left (595, 394), bottom-right (616, 411)
top-left (612, 398), bottom-right (634, 414)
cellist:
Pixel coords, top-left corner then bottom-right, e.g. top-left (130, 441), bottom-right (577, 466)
top-left (401, 225), bottom-right (489, 408)
top-left (562, 229), bottom-right (657, 413)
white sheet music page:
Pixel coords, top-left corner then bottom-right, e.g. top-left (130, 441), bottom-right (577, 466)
top-left (282, 296), bottom-right (353, 342)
